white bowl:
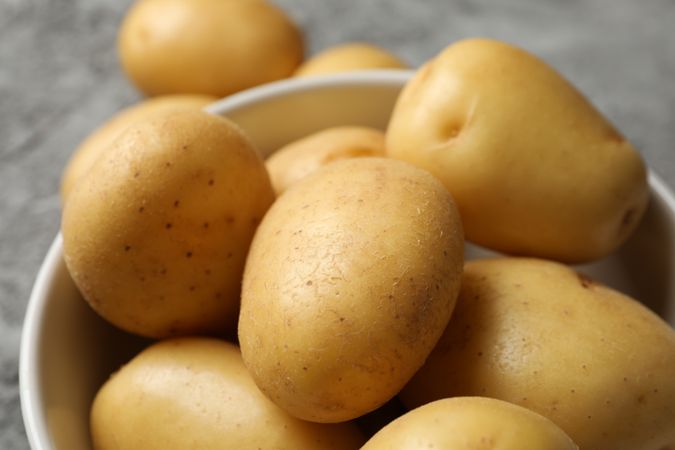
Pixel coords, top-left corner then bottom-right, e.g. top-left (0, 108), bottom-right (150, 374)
top-left (20, 70), bottom-right (675, 449)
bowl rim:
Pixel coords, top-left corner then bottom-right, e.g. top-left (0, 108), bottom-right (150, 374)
top-left (204, 69), bottom-right (414, 116)
top-left (19, 69), bottom-right (675, 450)
top-left (21, 233), bottom-right (63, 450)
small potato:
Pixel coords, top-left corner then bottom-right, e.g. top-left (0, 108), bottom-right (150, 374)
top-left (239, 157), bottom-right (464, 423)
top-left (118, 0), bottom-right (304, 96)
top-left (91, 338), bottom-right (365, 450)
top-left (401, 258), bottom-right (675, 450)
top-left (362, 397), bottom-right (578, 450)
top-left (294, 43), bottom-right (407, 77)
top-left (266, 126), bottom-right (386, 195)
top-left (62, 110), bottom-right (274, 338)
top-left (386, 38), bottom-right (649, 263)
top-left (60, 94), bottom-right (216, 203)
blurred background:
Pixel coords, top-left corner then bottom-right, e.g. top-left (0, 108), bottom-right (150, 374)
top-left (1, 0), bottom-right (674, 448)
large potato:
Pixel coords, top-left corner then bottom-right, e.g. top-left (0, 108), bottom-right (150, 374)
top-left (239, 157), bottom-right (464, 423)
top-left (386, 38), bottom-right (649, 263)
top-left (265, 126), bottom-right (386, 195)
top-left (60, 94), bottom-right (216, 203)
top-left (91, 338), bottom-right (365, 449)
top-left (118, 0), bottom-right (303, 96)
top-left (400, 258), bottom-right (675, 450)
top-left (62, 110), bottom-right (274, 338)
top-left (294, 43), bottom-right (407, 77)
top-left (362, 397), bottom-right (578, 450)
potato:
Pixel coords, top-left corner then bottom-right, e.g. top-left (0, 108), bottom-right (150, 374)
top-left (91, 338), bottom-right (365, 449)
top-left (400, 258), bottom-right (675, 450)
top-left (266, 126), bottom-right (386, 195)
top-left (294, 43), bottom-right (407, 77)
top-left (362, 397), bottom-right (578, 450)
top-left (386, 38), bottom-right (649, 263)
top-left (62, 110), bottom-right (274, 338)
top-left (118, 0), bottom-right (303, 97)
top-left (239, 157), bottom-right (464, 423)
top-left (60, 94), bottom-right (216, 203)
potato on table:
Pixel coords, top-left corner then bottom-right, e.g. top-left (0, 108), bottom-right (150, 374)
top-left (362, 397), bottom-right (578, 450)
top-left (118, 0), bottom-right (304, 96)
top-left (266, 126), bottom-right (386, 195)
top-left (239, 157), bottom-right (464, 423)
top-left (401, 258), bottom-right (675, 450)
top-left (386, 38), bottom-right (649, 263)
top-left (91, 338), bottom-right (365, 450)
top-left (62, 110), bottom-right (274, 338)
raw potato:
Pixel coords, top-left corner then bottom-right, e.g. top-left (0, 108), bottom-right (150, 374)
top-left (239, 157), bottom-right (464, 423)
top-left (294, 43), bottom-right (407, 77)
top-left (118, 0), bottom-right (304, 96)
top-left (362, 397), bottom-right (578, 450)
top-left (386, 38), bottom-right (649, 263)
top-left (266, 126), bottom-right (387, 195)
top-left (91, 338), bottom-right (365, 450)
top-left (62, 110), bottom-right (274, 338)
top-left (60, 94), bottom-right (216, 202)
top-left (400, 258), bottom-right (675, 450)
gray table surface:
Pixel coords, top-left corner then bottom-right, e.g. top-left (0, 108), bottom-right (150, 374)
top-left (1, 0), bottom-right (674, 448)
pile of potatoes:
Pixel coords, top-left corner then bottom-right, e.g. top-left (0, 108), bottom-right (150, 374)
top-left (58, 1), bottom-right (675, 448)
top-left (60, 0), bottom-right (407, 205)
top-left (116, 0), bottom-right (406, 97)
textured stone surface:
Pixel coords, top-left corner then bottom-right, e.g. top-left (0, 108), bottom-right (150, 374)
top-left (1, 0), bottom-right (674, 448)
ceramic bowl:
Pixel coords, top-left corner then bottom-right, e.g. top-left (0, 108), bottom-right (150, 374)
top-left (20, 70), bottom-right (675, 449)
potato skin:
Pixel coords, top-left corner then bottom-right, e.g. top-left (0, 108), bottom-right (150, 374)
top-left (294, 43), bottom-right (407, 77)
top-left (118, 0), bottom-right (304, 96)
top-left (91, 338), bottom-right (365, 450)
top-left (386, 38), bottom-right (648, 263)
top-left (62, 110), bottom-right (274, 338)
top-left (239, 157), bottom-right (464, 423)
top-left (362, 397), bottom-right (578, 450)
top-left (266, 126), bottom-right (386, 195)
top-left (400, 258), bottom-right (675, 450)
top-left (60, 95), bottom-right (216, 203)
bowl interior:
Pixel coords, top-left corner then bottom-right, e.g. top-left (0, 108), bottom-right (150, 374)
top-left (20, 70), bottom-right (675, 450)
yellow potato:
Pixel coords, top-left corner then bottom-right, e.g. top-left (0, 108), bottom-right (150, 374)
top-left (386, 38), bottom-right (649, 263)
top-left (62, 110), bottom-right (274, 338)
top-left (294, 43), bottom-right (407, 77)
top-left (60, 94), bottom-right (216, 203)
top-left (91, 338), bottom-right (365, 450)
top-left (400, 258), bottom-right (675, 450)
top-left (266, 126), bottom-right (386, 195)
top-left (118, 0), bottom-right (304, 96)
top-left (362, 397), bottom-right (578, 450)
top-left (239, 157), bottom-right (464, 423)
